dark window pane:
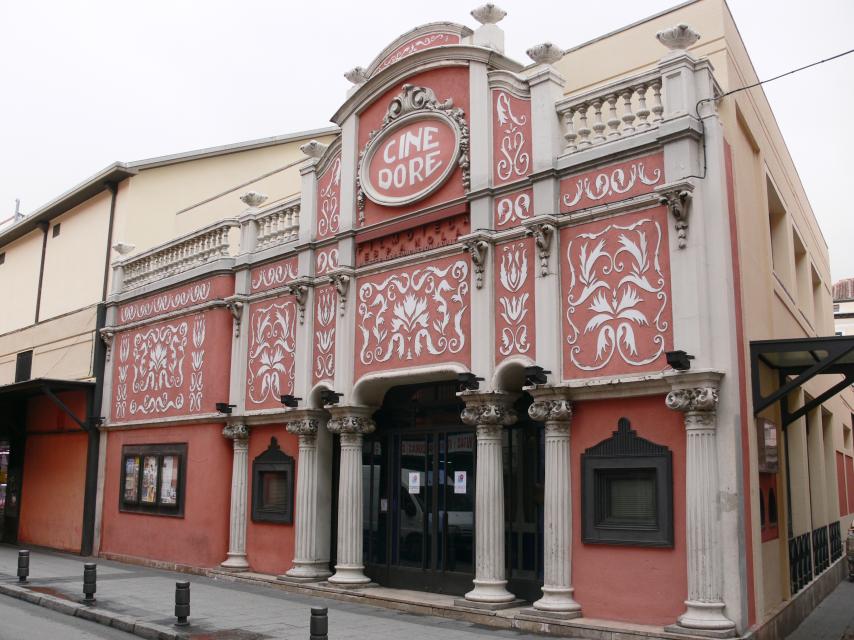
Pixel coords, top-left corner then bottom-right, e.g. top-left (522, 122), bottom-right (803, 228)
top-left (259, 471), bottom-right (288, 512)
top-left (606, 472), bottom-right (656, 522)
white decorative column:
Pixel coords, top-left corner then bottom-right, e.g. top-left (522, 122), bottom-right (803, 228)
top-left (221, 423), bottom-right (250, 571)
top-left (326, 406), bottom-right (375, 586)
top-left (281, 409), bottom-right (332, 582)
top-left (527, 390), bottom-right (581, 617)
top-left (665, 387), bottom-right (736, 637)
top-left (458, 391), bottom-right (520, 607)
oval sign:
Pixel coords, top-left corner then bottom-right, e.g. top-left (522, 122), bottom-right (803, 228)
top-left (361, 113), bottom-right (460, 207)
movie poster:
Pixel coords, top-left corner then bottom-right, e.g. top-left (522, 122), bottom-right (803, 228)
top-left (123, 456), bottom-right (140, 503)
top-left (159, 455), bottom-right (179, 505)
top-left (141, 455), bottom-right (158, 504)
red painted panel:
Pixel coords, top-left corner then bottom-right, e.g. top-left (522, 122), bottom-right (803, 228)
top-left (493, 189), bottom-right (533, 230)
top-left (560, 153), bottom-right (664, 213)
top-left (358, 67), bottom-right (469, 227)
top-left (316, 152), bottom-right (341, 240)
top-left (847, 455), bottom-right (854, 515)
top-left (560, 207), bottom-right (673, 379)
top-left (356, 214), bottom-right (469, 267)
top-left (494, 239), bottom-right (536, 363)
top-left (355, 254), bottom-right (471, 379)
top-left (245, 425), bottom-right (298, 575)
top-left (249, 256), bottom-right (298, 295)
top-left (374, 32), bottom-right (460, 74)
top-left (245, 296), bottom-right (297, 411)
top-left (759, 473), bottom-right (779, 542)
top-left (492, 90), bottom-right (531, 187)
top-left (312, 285), bottom-right (336, 386)
top-left (117, 275), bottom-right (234, 325)
top-left (315, 246), bottom-right (339, 276)
top-left (19, 397), bottom-right (88, 552)
top-left (572, 396), bottom-right (686, 625)
top-left (836, 451), bottom-right (847, 517)
top-left (100, 424), bottom-right (231, 568)
top-left (111, 309), bottom-right (232, 423)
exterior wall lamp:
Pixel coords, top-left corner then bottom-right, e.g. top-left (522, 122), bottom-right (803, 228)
top-left (456, 373), bottom-right (484, 391)
top-left (524, 366), bottom-right (551, 386)
top-left (319, 390), bottom-right (343, 406)
top-left (280, 395), bottom-right (302, 408)
top-left (665, 350), bottom-right (695, 371)
top-left (215, 403), bottom-right (236, 414)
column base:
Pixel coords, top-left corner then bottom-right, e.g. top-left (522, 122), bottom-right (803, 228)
top-left (665, 601), bottom-right (736, 638)
top-left (220, 553), bottom-right (249, 571)
top-left (460, 579), bottom-right (517, 606)
top-left (327, 563), bottom-right (371, 586)
top-left (532, 585), bottom-right (582, 617)
top-left (278, 562), bottom-right (332, 583)
top-left (517, 608), bottom-right (582, 621)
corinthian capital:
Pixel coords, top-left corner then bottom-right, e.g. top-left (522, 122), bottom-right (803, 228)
top-left (528, 398), bottom-right (572, 424)
top-left (665, 387), bottom-right (718, 413)
top-left (459, 391), bottom-right (518, 430)
top-left (326, 407), bottom-right (376, 435)
top-left (222, 423), bottom-right (250, 441)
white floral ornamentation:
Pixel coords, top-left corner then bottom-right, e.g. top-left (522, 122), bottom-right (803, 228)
top-left (316, 247), bottom-right (339, 275)
top-left (115, 336), bottom-right (131, 419)
top-left (247, 302), bottom-right (295, 404)
top-left (495, 191), bottom-right (531, 227)
top-left (119, 282), bottom-right (211, 323)
top-left (565, 218), bottom-right (668, 371)
top-left (358, 261), bottom-right (469, 365)
top-left (189, 316), bottom-right (206, 411)
top-left (498, 243), bottom-right (531, 356)
top-left (129, 321), bottom-right (189, 415)
top-left (495, 92), bottom-right (530, 182)
top-left (251, 260), bottom-right (298, 292)
top-left (314, 289), bottom-right (336, 380)
top-left (562, 161), bottom-right (662, 208)
top-left (318, 156), bottom-right (341, 237)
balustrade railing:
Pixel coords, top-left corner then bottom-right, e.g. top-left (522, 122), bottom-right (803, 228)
top-left (812, 525), bottom-right (830, 575)
top-left (120, 219), bottom-right (238, 291)
top-left (254, 200), bottom-right (300, 250)
top-left (788, 532), bottom-right (813, 595)
top-left (556, 69), bottom-right (664, 155)
top-left (830, 521), bottom-right (842, 562)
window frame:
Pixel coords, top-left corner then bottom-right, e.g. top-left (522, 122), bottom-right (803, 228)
top-left (119, 443), bottom-right (187, 517)
top-left (581, 417), bottom-right (673, 547)
top-left (251, 437), bottom-right (295, 524)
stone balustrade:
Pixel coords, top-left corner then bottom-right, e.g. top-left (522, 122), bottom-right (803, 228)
top-left (254, 199), bottom-right (300, 250)
top-left (555, 69), bottom-right (664, 154)
top-left (119, 218), bottom-right (239, 291)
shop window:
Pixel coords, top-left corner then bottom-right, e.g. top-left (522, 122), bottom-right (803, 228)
top-left (581, 417), bottom-right (673, 547)
top-left (14, 350), bottom-right (32, 382)
top-left (120, 444), bottom-right (187, 516)
top-left (251, 437), bottom-right (294, 524)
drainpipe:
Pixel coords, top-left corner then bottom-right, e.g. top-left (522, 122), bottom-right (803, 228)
top-left (101, 183), bottom-right (118, 301)
top-left (81, 302), bottom-right (107, 557)
top-left (33, 221), bottom-right (49, 324)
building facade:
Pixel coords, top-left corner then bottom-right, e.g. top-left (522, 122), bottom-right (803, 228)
top-left (3, 2), bottom-right (853, 639)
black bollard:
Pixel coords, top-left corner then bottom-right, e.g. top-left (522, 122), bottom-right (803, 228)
top-left (82, 563), bottom-right (96, 605)
top-left (174, 581), bottom-right (190, 627)
top-left (310, 607), bottom-right (328, 640)
top-left (17, 550), bottom-right (29, 583)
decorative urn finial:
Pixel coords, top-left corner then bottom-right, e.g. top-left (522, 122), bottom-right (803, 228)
top-left (526, 42), bottom-right (564, 65)
top-left (344, 66), bottom-right (369, 85)
top-left (471, 3), bottom-right (506, 25)
top-left (299, 140), bottom-right (328, 159)
top-left (239, 191), bottom-right (268, 208)
top-left (656, 23), bottom-right (701, 51)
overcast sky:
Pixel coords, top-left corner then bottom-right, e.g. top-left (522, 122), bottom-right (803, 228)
top-left (1, 1), bottom-right (852, 280)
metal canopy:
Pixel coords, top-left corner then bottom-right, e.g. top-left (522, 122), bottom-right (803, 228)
top-left (0, 378), bottom-right (96, 432)
top-left (750, 336), bottom-right (854, 427)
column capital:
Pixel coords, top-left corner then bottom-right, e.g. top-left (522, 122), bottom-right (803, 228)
top-left (284, 408), bottom-right (329, 436)
top-left (527, 387), bottom-right (572, 425)
top-left (222, 422), bottom-right (249, 442)
top-left (665, 386), bottom-right (718, 414)
top-left (326, 405), bottom-right (376, 436)
top-left (459, 390), bottom-right (518, 432)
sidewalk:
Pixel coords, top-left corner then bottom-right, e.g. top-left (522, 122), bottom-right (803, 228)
top-left (785, 577), bottom-right (854, 640)
top-left (0, 545), bottom-right (546, 640)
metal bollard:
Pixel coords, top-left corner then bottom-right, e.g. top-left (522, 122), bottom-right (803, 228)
top-left (17, 550), bottom-right (29, 584)
top-left (310, 607), bottom-right (328, 640)
top-left (82, 563), bottom-right (96, 605)
top-left (174, 581), bottom-right (190, 626)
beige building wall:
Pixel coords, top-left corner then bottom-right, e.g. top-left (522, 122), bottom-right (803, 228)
top-left (0, 230), bottom-right (43, 335)
top-left (834, 299), bottom-right (854, 335)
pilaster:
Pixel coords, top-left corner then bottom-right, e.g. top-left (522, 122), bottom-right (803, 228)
top-left (221, 422), bottom-right (251, 571)
top-left (523, 63), bottom-right (565, 216)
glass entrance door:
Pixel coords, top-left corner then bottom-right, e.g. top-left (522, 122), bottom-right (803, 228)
top-left (363, 383), bottom-right (475, 595)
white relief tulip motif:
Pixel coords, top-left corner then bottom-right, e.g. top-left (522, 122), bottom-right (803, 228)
top-left (318, 155), bottom-right (341, 238)
top-left (498, 243), bottom-right (532, 356)
top-left (495, 91), bottom-right (530, 182)
top-left (314, 288), bottom-right (336, 380)
top-left (247, 302), bottom-right (296, 404)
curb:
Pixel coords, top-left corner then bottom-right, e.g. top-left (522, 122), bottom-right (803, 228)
top-left (0, 582), bottom-right (188, 640)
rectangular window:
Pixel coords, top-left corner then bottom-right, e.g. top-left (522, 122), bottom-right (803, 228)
top-left (52, 223), bottom-right (61, 238)
top-left (251, 437), bottom-right (294, 524)
top-left (15, 350), bottom-right (33, 382)
top-left (120, 444), bottom-right (186, 516)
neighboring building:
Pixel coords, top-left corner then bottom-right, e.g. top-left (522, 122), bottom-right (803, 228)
top-left (0, 128), bottom-right (335, 555)
top-left (833, 278), bottom-right (854, 335)
top-left (2, 2), bottom-right (853, 639)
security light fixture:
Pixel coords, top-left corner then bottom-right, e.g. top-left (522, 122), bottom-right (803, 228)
top-left (215, 402), bottom-right (236, 414)
top-left (457, 372), bottom-right (484, 391)
top-left (319, 389), bottom-right (343, 406)
top-left (280, 395), bottom-right (302, 408)
top-left (524, 366), bottom-right (552, 386)
top-left (88, 416), bottom-right (105, 427)
top-left (665, 350), bottom-right (695, 371)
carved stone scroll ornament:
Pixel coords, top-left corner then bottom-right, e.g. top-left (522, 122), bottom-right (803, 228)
top-left (471, 3), bottom-right (507, 24)
top-left (659, 189), bottom-right (693, 249)
top-left (526, 42), bottom-right (564, 65)
top-left (461, 400), bottom-right (517, 438)
top-left (286, 417), bottom-right (320, 437)
top-left (463, 239), bottom-right (490, 289)
top-left (326, 414), bottom-right (376, 436)
top-left (343, 66), bottom-right (369, 85)
top-left (656, 24), bottom-right (701, 52)
top-left (300, 140), bottom-right (328, 159)
top-left (226, 300), bottom-right (243, 337)
top-left (222, 422), bottom-right (250, 441)
top-left (528, 398), bottom-right (572, 426)
top-left (100, 329), bottom-right (115, 362)
top-left (665, 386), bottom-right (718, 413)
top-left (525, 222), bottom-right (555, 276)
top-left (283, 283), bottom-right (310, 325)
top-left (328, 273), bottom-right (350, 317)
top-left (240, 191), bottom-right (268, 208)
top-left (356, 84), bottom-right (470, 216)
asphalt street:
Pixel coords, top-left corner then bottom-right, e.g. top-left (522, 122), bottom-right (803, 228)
top-left (0, 596), bottom-right (137, 640)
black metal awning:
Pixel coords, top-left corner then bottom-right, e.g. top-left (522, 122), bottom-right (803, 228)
top-left (750, 336), bottom-right (854, 428)
top-left (0, 378), bottom-right (96, 432)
